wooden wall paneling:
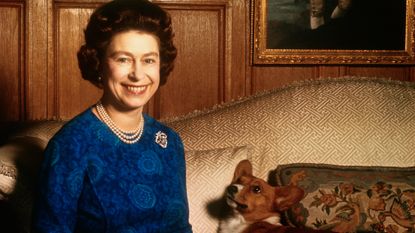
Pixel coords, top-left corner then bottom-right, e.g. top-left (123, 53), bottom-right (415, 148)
top-left (228, 0), bottom-right (248, 101)
top-left (1, 0), bottom-right (411, 122)
top-left (347, 66), bottom-right (411, 81)
top-left (0, 2), bottom-right (24, 121)
top-left (251, 66), bottom-right (318, 93)
top-left (153, 2), bottom-right (227, 119)
top-left (251, 65), bottom-right (414, 93)
top-left (245, 0), bottom-right (253, 96)
top-left (26, 0), bottom-right (50, 120)
top-left (318, 66), bottom-right (349, 78)
top-left (54, 2), bottom-right (102, 120)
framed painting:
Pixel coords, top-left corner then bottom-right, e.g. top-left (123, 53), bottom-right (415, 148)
top-left (251, 0), bottom-right (415, 64)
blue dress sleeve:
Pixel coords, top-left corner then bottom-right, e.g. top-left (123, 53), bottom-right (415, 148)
top-left (173, 132), bottom-right (193, 233)
top-left (32, 135), bottom-right (87, 233)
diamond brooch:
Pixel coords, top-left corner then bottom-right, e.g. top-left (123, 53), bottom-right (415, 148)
top-left (155, 131), bottom-right (168, 148)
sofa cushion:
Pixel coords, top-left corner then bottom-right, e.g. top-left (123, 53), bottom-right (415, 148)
top-left (185, 145), bottom-right (252, 233)
top-left (273, 163), bottom-right (415, 233)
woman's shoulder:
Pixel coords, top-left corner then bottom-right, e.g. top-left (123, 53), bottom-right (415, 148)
top-left (144, 114), bottom-right (179, 136)
top-left (42, 109), bottom-right (98, 168)
top-left (50, 108), bottom-right (98, 142)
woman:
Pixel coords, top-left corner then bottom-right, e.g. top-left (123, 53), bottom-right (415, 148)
top-left (32, 0), bottom-right (192, 232)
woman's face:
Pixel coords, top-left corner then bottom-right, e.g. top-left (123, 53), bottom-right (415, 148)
top-left (101, 30), bottom-right (160, 112)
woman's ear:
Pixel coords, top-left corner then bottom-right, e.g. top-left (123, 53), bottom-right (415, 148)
top-left (232, 159), bottom-right (253, 183)
top-left (273, 185), bottom-right (304, 211)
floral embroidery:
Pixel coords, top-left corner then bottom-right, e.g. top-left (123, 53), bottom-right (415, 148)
top-left (278, 167), bottom-right (415, 233)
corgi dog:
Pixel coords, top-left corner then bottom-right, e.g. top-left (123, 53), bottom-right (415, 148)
top-left (218, 160), bottom-right (330, 233)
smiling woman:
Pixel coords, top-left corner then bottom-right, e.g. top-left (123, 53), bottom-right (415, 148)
top-left (31, 0), bottom-right (193, 232)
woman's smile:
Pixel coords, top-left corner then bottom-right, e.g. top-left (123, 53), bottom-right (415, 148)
top-left (124, 84), bottom-right (148, 95)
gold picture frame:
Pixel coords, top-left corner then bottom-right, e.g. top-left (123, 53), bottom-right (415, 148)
top-left (251, 0), bottom-right (415, 64)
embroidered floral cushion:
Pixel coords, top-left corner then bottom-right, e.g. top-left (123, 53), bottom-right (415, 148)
top-left (273, 164), bottom-right (415, 233)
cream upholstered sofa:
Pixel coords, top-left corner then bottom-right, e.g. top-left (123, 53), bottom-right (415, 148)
top-left (1, 77), bottom-right (415, 233)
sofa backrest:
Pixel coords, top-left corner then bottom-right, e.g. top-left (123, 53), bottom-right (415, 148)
top-left (166, 77), bottom-right (415, 177)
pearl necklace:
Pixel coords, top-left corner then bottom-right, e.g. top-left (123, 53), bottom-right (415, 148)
top-left (96, 102), bottom-right (144, 144)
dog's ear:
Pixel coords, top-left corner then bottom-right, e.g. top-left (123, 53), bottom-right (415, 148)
top-left (232, 159), bottom-right (253, 182)
top-left (273, 185), bottom-right (304, 211)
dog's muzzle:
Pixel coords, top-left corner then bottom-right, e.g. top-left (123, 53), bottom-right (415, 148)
top-left (226, 185), bottom-right (238, 196)
top-left (226, 184), bottom-right (248, 210)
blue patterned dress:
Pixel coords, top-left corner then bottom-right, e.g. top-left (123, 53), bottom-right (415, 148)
top-left (32, 108), bottom-right (192, 233)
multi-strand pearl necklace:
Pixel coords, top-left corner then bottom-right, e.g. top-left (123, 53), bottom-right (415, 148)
top-left (96, 102), bottom-right (144, 144)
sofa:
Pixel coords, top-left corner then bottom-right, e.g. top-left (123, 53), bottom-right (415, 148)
top-left (1, 77), bottom-right (415, 233)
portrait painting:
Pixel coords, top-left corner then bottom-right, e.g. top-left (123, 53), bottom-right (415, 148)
top-left (252, 0), bottom-right (415, 64)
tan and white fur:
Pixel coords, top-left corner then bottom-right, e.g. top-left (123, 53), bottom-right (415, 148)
top-left (218, 160), bottom-right (305, 233)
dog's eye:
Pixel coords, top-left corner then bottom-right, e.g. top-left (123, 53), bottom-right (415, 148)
top-left (252, 185), bottom-right (261, 193)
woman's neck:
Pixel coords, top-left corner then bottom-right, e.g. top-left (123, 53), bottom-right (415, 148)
top-left (95, 100), bottom-right (143, 132)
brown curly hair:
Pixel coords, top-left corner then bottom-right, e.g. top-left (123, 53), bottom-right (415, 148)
top-left (77, 0), bottom-right (177, 87)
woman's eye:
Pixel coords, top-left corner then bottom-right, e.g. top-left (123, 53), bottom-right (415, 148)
top-left (144, 58), bottom-right (156, 64)
top-left (116, 57), bottom-right (131, 64)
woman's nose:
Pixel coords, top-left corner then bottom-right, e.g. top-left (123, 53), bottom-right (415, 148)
top-left (129, 64), bottom-right (145, 81)
top-left (128, 72), bottom-right (139, 80)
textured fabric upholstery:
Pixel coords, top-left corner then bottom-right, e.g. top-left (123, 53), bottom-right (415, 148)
top-left (166, 77), bottom-right (415, 179)
top-left (9, 121), bottom-right (65, 146)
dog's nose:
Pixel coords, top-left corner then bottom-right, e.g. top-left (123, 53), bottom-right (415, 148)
top-left (227, 185), bottom-right (238, 195)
